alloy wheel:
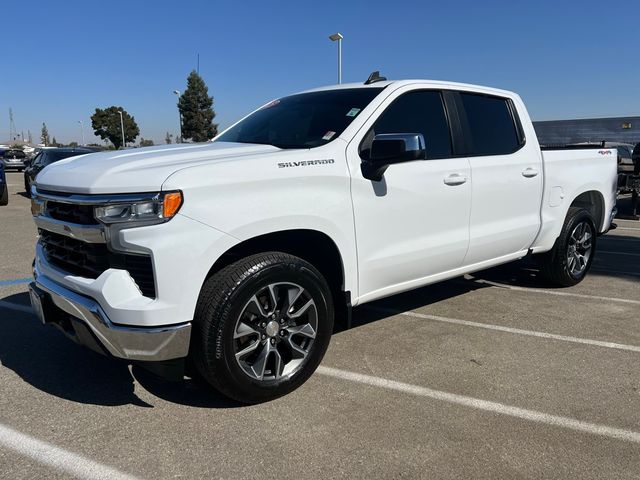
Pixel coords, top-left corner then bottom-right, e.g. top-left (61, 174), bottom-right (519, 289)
top-left (233, 282), bottom-right (317, 381)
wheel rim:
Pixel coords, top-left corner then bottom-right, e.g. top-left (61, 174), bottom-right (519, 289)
top-left (233, 282), bottom-right (318, 382)
top-left (566, 220), bottom-right (593, 277)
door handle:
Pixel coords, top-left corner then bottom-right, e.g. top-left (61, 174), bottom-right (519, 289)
top-left (522, 167), bottom-right (539, 178)
top-left (443, 173), bottom-right (467, 186)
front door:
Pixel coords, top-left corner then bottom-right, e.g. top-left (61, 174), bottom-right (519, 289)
top-left (347, 88), bottom-right (472, 302)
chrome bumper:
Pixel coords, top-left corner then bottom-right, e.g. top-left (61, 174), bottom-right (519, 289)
top-left (29, 273), bottom-right (191, 362)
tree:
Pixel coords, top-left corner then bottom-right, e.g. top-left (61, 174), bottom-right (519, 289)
top-left (165, 132), bottom-right (173, 144)
top-left (51, 137), bottom-right (59, 147)
top-left (90, 106), bottom-right (140, 149)
top-left (40, 123), bottom-right (50, 146)
top-left (68, 141), bottom-right (79, 148)
top-left (139, 138), bottom-right (154, 147)
top-left (178, 71), bottom-right (218, 142)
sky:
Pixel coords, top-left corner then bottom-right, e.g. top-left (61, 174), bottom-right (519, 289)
top-left (2, 0), bottom-right (639, 145)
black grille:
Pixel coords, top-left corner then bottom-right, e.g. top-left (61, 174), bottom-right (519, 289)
top-left (46, 201), bottom-right (99, 225)
top-left (40, 230), bottom-right (156, 298)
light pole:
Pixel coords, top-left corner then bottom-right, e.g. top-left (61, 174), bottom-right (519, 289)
top-left (329, 32), bottom-right (343, 84)
top-left (173, 90), bottom-right (182, 143)
top-left (78, 120), bottom-right (85, 146)
top-left (118, 110), bottom-right (125, 149)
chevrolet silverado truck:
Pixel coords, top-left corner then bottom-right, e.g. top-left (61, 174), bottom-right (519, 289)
top-left (29, 74), bottom-right (617, 403)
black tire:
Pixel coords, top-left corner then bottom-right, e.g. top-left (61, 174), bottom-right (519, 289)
top-left (538, 207), bottom-right (597, 286)
top-left (191, 252), bottom-right (334, 404)
top-left (0, 186), bottom-right (7, 206)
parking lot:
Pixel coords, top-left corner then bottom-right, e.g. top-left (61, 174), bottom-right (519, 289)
top-left (0, 170), bottom-right (639, 479)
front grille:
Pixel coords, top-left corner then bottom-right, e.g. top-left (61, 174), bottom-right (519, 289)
top-left (46, 201), bottom-right (98, 225)
top-left (40, 230), bottom-right (156, 298)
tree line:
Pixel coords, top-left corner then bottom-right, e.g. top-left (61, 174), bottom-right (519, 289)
top-left (38, 71), bottom-right (218, 149)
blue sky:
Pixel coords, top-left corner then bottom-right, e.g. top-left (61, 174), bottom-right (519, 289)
top-left (2, 0), bottom-right (639, 145)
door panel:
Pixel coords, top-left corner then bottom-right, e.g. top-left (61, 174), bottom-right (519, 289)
top-left (456, 92), bottom-right (543, 265)
top-left (346, 88), bottom-right (471, 300)
top-left (349, 157), bottom-right (471, 297)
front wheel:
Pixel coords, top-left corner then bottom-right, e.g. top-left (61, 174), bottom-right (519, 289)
top-left (538, 207), bottom-right (596, 286)
top-left (191, 252), bottom-right (334, 404)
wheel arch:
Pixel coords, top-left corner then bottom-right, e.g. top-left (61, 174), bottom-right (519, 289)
top-left (569, 189), bottom-right (605, 231)
top-left (202, 229), bottom-right (351, 327)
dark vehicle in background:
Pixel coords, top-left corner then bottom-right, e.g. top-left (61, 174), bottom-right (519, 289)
top-left (24, 147), bottom-right (95, 195)
top-left (2, 149), bottom-right (27, 171)
top-left (0, 162), bottom-right (7, 205)
top-left (612, 143), bottom-right (635, 173)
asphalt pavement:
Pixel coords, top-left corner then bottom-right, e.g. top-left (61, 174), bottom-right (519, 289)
top-left (0, 171), bottom-right (639, 479)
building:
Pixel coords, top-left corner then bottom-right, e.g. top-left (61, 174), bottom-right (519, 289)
top-left (533, 116), bottom-right (640, 146)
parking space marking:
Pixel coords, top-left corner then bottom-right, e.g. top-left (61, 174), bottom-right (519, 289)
top-left (0, 277), bottom-right (31, 287)
top-left (317, 366), bottom-right (640, 443)
top-left (0, 423), bottom-right (141, 480)
top-left (466, 278), bottom-right (640, 305)
top-left (0, 300), bottom-right (33, 314)
top-left (367, 307), bottom-right (640, 353)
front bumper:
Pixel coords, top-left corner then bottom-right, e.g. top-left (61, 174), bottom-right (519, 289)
top-left (29, 271), bottom-right (191, 362)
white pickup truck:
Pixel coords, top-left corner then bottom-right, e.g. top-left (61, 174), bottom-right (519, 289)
top-left (29, 74), bottom-right (617, 403)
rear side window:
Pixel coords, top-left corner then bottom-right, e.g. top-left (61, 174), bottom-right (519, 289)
top-left (459, 93), bottom-right (521, 156)
top-left (365, 90), bottom-right (452, 159)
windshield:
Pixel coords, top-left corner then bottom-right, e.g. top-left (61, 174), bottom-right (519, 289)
top-left (43, 150), bottom-right (88, 166)
top-left (216, 88), bottom-right (384, 149)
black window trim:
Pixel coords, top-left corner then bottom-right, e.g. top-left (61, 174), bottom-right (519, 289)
top-left (358, 88), bottom-right (459, 161)
top-left (454, 90), bottom-right (527, 158)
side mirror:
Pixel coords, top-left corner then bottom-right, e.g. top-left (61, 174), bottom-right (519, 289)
top-left (361, 133), bottom-right (426, 181)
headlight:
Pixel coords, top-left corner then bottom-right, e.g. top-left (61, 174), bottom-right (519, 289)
top-left (95, 191), bottom-right (183, 225)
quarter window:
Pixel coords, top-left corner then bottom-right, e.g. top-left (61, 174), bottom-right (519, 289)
top-left (459, 93), bottom-right (521, 156)
top-left (362, 91), bottom-right (452, 160)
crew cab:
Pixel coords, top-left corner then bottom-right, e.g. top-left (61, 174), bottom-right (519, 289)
top-left (29, 75), bottom-right (617, 403)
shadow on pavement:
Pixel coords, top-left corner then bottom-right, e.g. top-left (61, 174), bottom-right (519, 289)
top-left (0, 292), bottom-right (240, 409)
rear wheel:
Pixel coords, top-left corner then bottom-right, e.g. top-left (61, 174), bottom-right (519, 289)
top-left (538, 207), bottom-right (596, 286)
top-left (192, 252), bottom-right (334, 404)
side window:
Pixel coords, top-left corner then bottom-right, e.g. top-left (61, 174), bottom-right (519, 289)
top-left (361, 91), bottom-right (452, 160)
top-left (459, 93), bottom-right (522, 156)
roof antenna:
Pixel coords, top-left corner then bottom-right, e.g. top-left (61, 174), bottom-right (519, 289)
top-left (364, 71), bottom-right (387, 85)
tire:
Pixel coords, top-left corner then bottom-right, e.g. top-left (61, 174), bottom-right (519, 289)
top-left (538, 207), bottom-right (597, 286)
top-left (191, 252), bottom-right (334, 404)
top-left (0, 186), bottom-right (7, 206)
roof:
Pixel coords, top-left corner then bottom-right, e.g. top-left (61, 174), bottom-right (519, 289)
top-left (300, 79), bottom-right (518, 98)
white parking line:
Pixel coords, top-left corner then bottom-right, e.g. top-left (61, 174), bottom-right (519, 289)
top-left (367, 307), bottom-right (640, 353)
top-left (467, 278), bottom-right (640, 305)
top-left (0, 300), bottom-right (33, 314)
top-left (0, 423), bottom-right (141, 480)
top-left (317, 366), bottom-right (640, 443)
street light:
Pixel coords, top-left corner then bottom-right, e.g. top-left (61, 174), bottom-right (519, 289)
top-left (173, 90), bottom-right (182, 143)
top-left (329, 32), bottom-right (343, 84)
top-left (118, 110), bottom-right (125, 149)
top-left (77, 120), bottom-right (85, 146)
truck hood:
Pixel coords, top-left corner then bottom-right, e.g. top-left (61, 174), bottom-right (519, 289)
top-left (35, 142), bottom-right (282, 194)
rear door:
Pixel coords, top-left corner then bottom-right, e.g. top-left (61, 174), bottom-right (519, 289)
top-left (456, 92), bottom-right (543, 265)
